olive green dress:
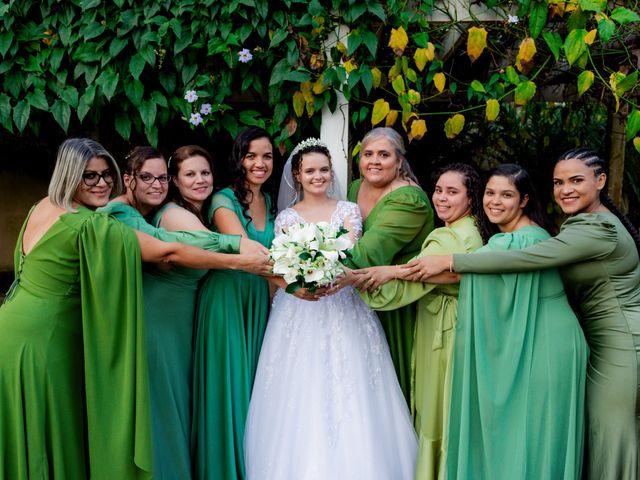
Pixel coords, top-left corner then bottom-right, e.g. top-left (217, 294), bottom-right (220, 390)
top-left (346, 179), bottom-right (434, 403)
top-left (0, 206), bottom-right (152, 479)
top-left (360, 215), bottom-right (483, 480)
top-left (100, 201), bottom-right (240, 480)
top-left (192, 188), bottom-right (275, 480)
top-left (454, 213), bottom-right (639, 479)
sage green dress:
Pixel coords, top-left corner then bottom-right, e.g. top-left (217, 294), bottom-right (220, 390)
top-left (0, 206), bottom-right (152, 479)
top-left (100, 201), bottom-right (240, 480)
top-left (453, 213), bottom-right (640, 479)
top-left (347, 179), bottom-right (434, 403)
top-left (192, 188), bottom-right (275, 480)
top-left (360, 215), bottom-right (483, 480)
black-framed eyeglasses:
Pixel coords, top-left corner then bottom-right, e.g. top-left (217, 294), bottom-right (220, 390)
top-left (82, 170), bottom-right (114, 186)
top-left (137, 172), bottom-right (171, 184)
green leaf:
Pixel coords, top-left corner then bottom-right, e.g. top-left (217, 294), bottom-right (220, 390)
top-left (542, 31), bottom-right (562, 61)
top-left (505, 66), bottom-right (521, 85)
top-left (140, 45), bottom-right (155, 65)
top-left (27, 89), bottom-right (49, 111)
top-left (360, 66), bottom-right (373, 94)
top-left (129, 54), bottom-right (145, 80)
top-left (239, 109), bottom-right (265, 127)
top-left (284, 69), bottom-right (311, 83)
top-left (181, 63), bottom-right (197, 85)
top-left (77, 85), bottom-right (96, 122)
top-left (367, 2), bottom-right (386, 21)
top-left (0, 93), bottom-right (11, 124)
top-left (361, 30), bottom-right (378, 57)
top-left (470, 79), bottom-right (486, 93)
top-left (60, 86), bottom-right (79, 108)
top-left (151, 90), bottom-right (168, 108)
top-left (109, 38), bottom-right (128, 58)
top-left (578, 0), bottom-right (606, 12)
top-left (145, 124), bottom-right (158, 147)
top-left (611, 7), bottom-right (640, 24)
top-left (83, 22), bottom-right (105, 40)
top-left (598, 18), bottom-right (616, 43)
top-left (49, 49), bottom-right (64, 72)
top-left (626, 108), bottom-right (640, 141)
top-left (124, 79), bottom-right (144, 105)
top-left (577, 70), bottom-right (594, 96)
top-left (564, 29), bottom-right (587, 66)
top-left (139, 100), bottom-right (157, 127)
top-left (529, 2), bottom-right (548, 39)
top-left (159, 71), bottom-right (176, 94)
top-left (97, 70), bottom-right (119, 100)
top-left (514, 81), bottom-right (537, 105)
top-left (616, 70), bottom-right (638, 95)
top-left (13, 100), bottom-right (30, 132)
top-left (0, 31), bottom-right (13, 57)
top-left (392, 75), bottom-right (406, 94)
top-left (115, 112), bottom-right (131, 140)
top-left (175, 31), bottom-right (193, 54)
top-left (51, 100), bottom-right (70, 132)
top-left (412, 32), bottom-right (429, 48)
top-left (269, 29), bottom-right (289, 49)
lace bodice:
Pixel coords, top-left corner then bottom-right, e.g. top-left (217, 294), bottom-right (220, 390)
top-left (274, 200), bottom-right (363, 240)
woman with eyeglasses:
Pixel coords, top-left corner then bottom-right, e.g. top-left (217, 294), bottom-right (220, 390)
top-left (0, 138), bottom-right (270, 479)
top-left (101, 146), bottom-right (269, 479)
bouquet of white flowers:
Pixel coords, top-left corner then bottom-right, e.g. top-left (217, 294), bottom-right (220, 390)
top-left (270, 222), bottom-right (353, 293)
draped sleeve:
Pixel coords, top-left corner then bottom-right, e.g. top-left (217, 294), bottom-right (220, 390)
top-left (78, 213), bottom-right (152, 479)
top-left (100, 201), bottom-right (240, 253)
top-left (454, 213), bottom-right (618, 273)
top-left (345, 184), bottom-right (433, 268)
top-left (362, 216), bottom-right (482, 311)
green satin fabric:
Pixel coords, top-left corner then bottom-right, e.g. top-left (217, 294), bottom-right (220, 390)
top-left (347, 179), bottom-right (434, 403)
top-left (447, 226), bottom-right (588, 479)
top-left (361, 216), bottom-right (482, 480)
top-left (192, 188), bottom-right (275, 480)
top-left (0, 206), bottom-right (152, 479)
top-left (454, 213), bottom-right (640, 478)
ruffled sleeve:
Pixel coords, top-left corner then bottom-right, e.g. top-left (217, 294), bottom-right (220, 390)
top-left (345, 186), bottom-right (433, 268)
top-left (78, 212), bottom-right (152, 479)
top-left (454, 213), bottom-right (618, 273)
top-left (101, 201), bottom-right (240, 253)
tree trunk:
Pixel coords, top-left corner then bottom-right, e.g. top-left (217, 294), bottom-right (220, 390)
top-left (607, 107), bottom-right (626, 206)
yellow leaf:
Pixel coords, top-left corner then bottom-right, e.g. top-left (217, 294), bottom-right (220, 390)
top-left (371, 67), bottom-right (382, 88)
top-left (309, 52), bottom-right (325, 70)
top-left (407, 89), bottom-right (421, 105)
top-left (300, 81), bottom-right (314, 103)
top-left (584, 29), bottom-right (597, 45)
top-left (385, 110), bottom-right (399, 127)
top-left (413, 43), bottom-right (435, 72)
top-left (371, 98), bottom-right (390, 126)
top-left (444, 114), bottom-right (465, 139)
top-left (433, 72), bottom-right (446, 93)
top-left (293, 91), bottom-right (305, 117)
top-left (485, 99), bottom-right (500, 121)
top-left (577, 70), bottom-right (594, 96)
top-left (515, 37), bottom-right (537, 73)
top-left (305, 101), bottom-right (315, 117)
top-left (633, 137), bottom-right (640, 154)
top-left (312, 75), bottom-right (326, 94)
top-left (425, 42), bottom-right (436, 61)
top-left (409, 119), bottom-right (427, 142)
top-left (467, 27), bottom-right (487, 63)
top-left (388, 26), bottom-right (409, 56)
top-left (336, 41), bottom-right (347, 56)
top-left (344, 59), bottom-right (358, 74)
top-left (402, 112), bottom-right (416, 130)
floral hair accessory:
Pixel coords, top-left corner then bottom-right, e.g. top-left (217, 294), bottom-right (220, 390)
top-left (291, 137), bottom-right (328, 158)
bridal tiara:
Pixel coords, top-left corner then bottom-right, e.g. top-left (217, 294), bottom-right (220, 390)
top-left (290, 137), bottom-right (328, 157)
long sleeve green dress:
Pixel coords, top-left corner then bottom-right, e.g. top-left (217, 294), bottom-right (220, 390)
top-left (360, 215), bottom-right (482, 480)
top-left (346, 179), bottom-right (434, 403)
top-left (192, 188), bottom-right (275, 480)
top-left (0, 206), bottom-right (152, 479)
top-left (452, 212), bottom-right (640, 479)
top-left (100, 201), bottom-right (240, 480)
top-left (447, 225), bottom-right (588, 479)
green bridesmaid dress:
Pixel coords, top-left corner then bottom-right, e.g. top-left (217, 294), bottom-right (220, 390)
top-left (0, 206), bottom-right (152, 479)
top-left (192, 188), bottom-right (275, 480)
top-left (100, 201), bottom-right (240, 480)
top-left (453, 213), bottom-right (640, 479)
top-left (347, 179), bottom-right (434, 404)
top-left (447, 225), bottom-right (588, 479)
top-left (360, 215), bottom-right (482, 480)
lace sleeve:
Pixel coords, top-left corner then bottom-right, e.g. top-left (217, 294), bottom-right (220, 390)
top-left (274, 208), bottom-right (301, 235)
top-left (336, 201), bottom-right (363, 241)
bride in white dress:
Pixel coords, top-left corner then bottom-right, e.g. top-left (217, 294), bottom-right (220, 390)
top-left (244, 139), bottom-right (417, 480)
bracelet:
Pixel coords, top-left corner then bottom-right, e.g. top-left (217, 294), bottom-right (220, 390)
top-left (449, 256), bottom-right (454, 273)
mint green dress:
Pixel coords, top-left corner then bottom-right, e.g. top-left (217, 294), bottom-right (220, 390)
top-left (100, 201), bottom-right (240, 480)
top-left (192, 188), bottom-right (275, 480)
top-left (453, 213), bottom-right (640, 479)
top-left (0, 206), bottom-right (152, 479)
top-left (447, 226), bottom-right (588, 479)
top-left (347, 179), bottom-right (434, 403)
top-left (360, 216), bottom-right (482, 480)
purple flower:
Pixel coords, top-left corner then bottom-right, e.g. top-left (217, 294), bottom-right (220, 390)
top-left (184, 90), bottom-right (198, 103)
top-left (507, 14), bottom-right (519, 23)
top-left (238, 48), bottom-right (253, 63)
top-left (189, 112), bottom-right (203, 126)
top-left (200, 103), bottom-right (212, 115)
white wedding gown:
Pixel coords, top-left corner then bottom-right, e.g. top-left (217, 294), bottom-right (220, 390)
top-left (244, 201), bottom-right (417, 480)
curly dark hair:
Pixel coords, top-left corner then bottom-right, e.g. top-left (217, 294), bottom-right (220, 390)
top-left (167, 145), bottom-right (214, 223)
top-left (227, 127), bottom-right (277, 227)
top-left (485, 163), bottom-right (556, 235)
top-left (556, 148), bottom-right (640, 253)
top-left (290, 141), bottom-right (333, 198)
top-left (435, 163), bottom-right (493, 243)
